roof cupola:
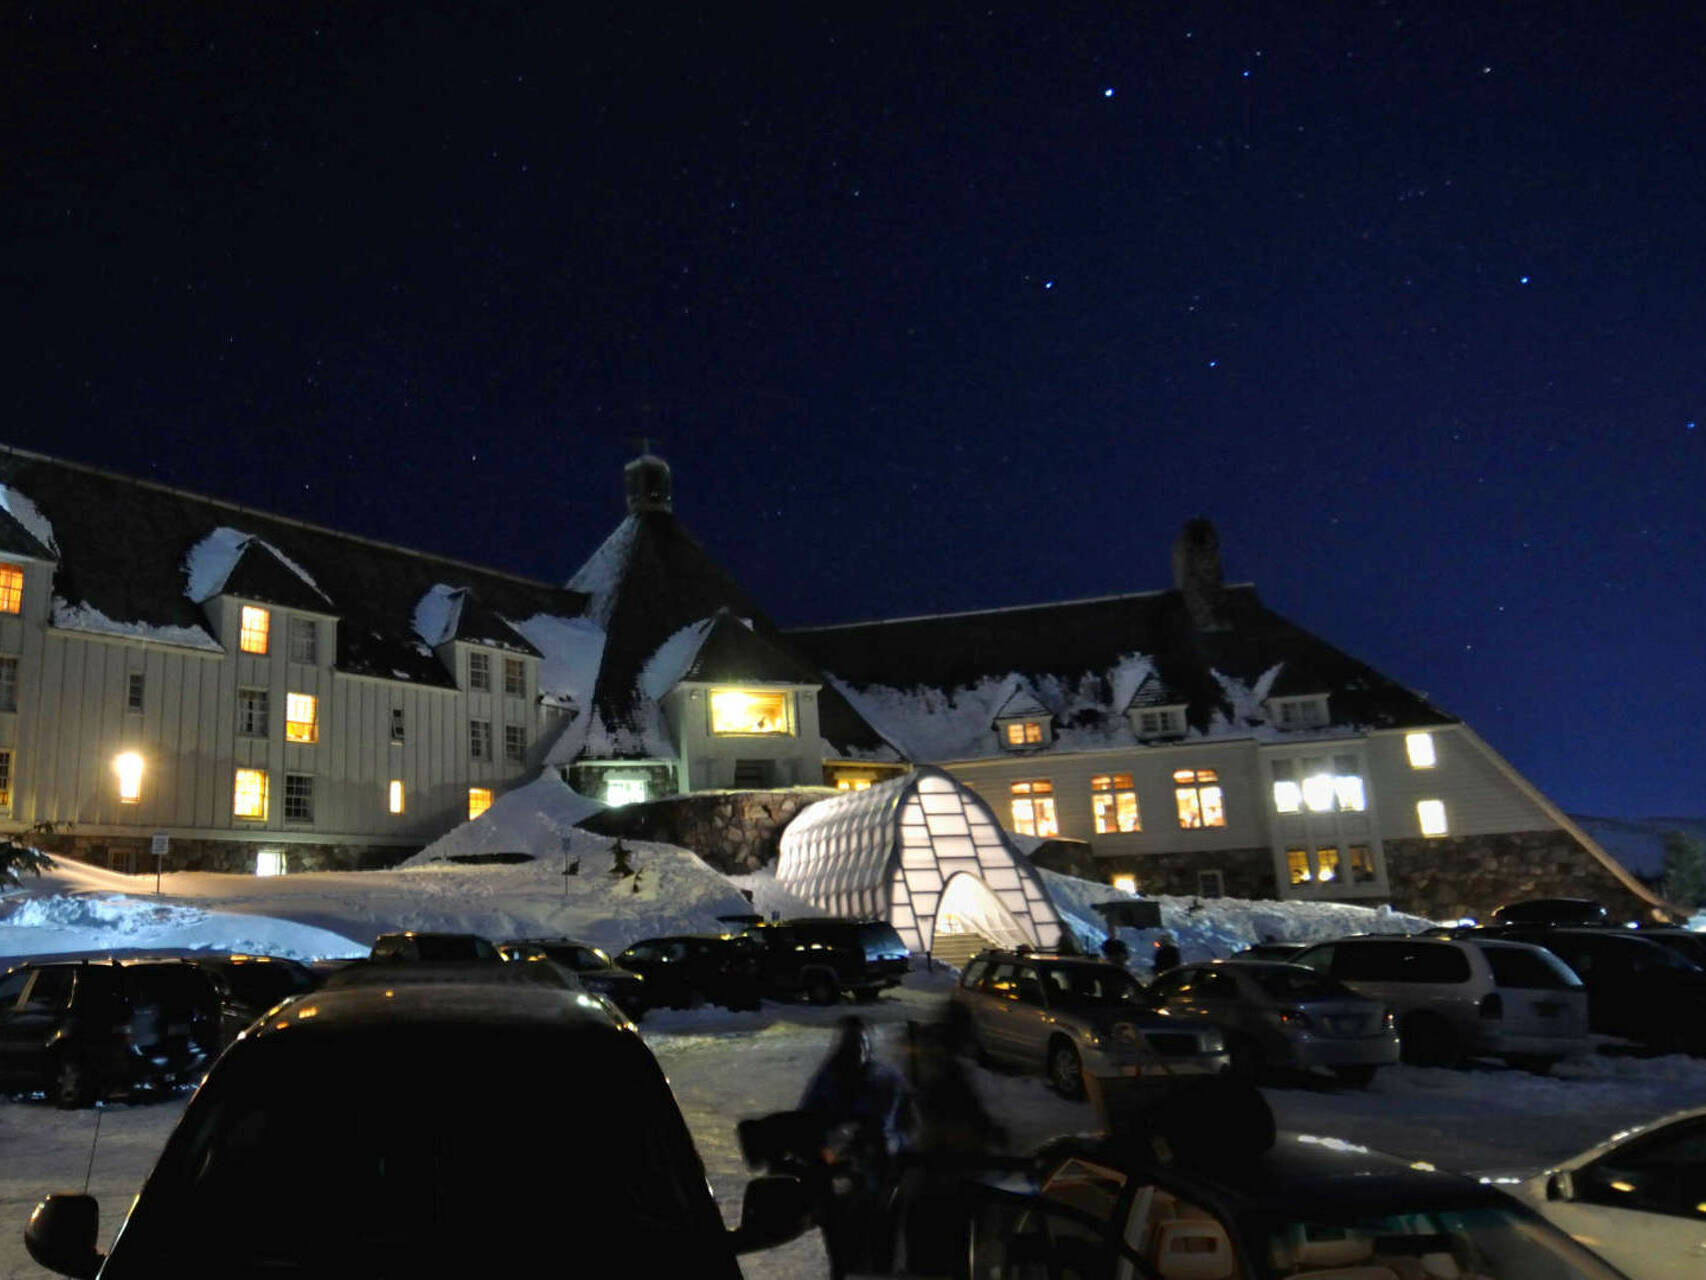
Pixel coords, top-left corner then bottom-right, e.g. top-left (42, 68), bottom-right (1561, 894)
top-left (624, 448), bottom-right (672, 514)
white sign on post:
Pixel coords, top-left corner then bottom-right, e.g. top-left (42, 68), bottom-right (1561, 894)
top-left (150, 832), bottom-right (170, 857)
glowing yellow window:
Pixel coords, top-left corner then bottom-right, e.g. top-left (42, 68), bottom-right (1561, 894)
top-left (1316, 847), bottom-right (1341, 882)
top-left (1004, 721), bottom-right (1043, 746)
top-left (239, 606), bottom-right (270, 654)
top-left (1406, 732), bottom-right (1437, 769)
top-left (1009, 779), bottom-right (1058, 837)
top-left (388, 780), bottom-right (404, 814)
top-left (233, 768), bottom-right (268, 819)
top-left (1349, 845), bottom-right (1376, 883)
top-left (710, 689), bottom-right (791, 735)
top-left (285, 693), bottom-right (318, 743)
top-left (1287, 848), bottom-right (1311, 885)
top-left (1417, 799), bottom-right (1448, 837)
top-left (114, 752), bottom-right (144, 804)
top-left (468, 787), bottom-right (493, 820)
top-left (1091, 773), bottom-right (1140, 834)
top-left (0, 565), bottom-right (21, 614)
top-left (1173, 768), bottom-right (1225, 829)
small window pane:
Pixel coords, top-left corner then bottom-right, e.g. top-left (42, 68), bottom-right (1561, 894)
top-left (468, 787), bottom-right (493, 820)
top-left (289, 618), bottom-right (318, 664)
top-left (1406, 732), bottom-right (1437, 769)
top-left (285, 693), bottom-right (318, 743)
top-left (503, 657), bottom-right (525, 696)
top-left (284, 774), bottom-right (314, 823)
top-left (469, 652), bottom-right (490, 691)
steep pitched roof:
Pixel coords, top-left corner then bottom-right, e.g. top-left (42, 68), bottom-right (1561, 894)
top-left (0, 445), bottom-right (583, 687)
top-left (565, 509), bottom-right (891, 758)
top-left (787, 585), bottom-right (1454, 762)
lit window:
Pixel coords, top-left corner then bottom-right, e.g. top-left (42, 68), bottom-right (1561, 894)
top-left (1348, 845), bottom-right (1376, 883)
top-left (1009, 779), bottom-right (1059, 837)
top-left (1417, 799), bottom-right (1448, 837)
top-left (504, 724), bottom-right (525, 762)
top-left (1272, 780), bottom-right (1301, 813)
top-left (1316, 846), bottom-right (1340, 882)
top-left (469, 651), bottom-right (490, 691)
top-left (1173, 768), bottom-right (1225, 829)
top-left (0, 749), bottom-right (12, 809)
top-left (836, 779), bottom-right (872, 791)
top-left (285, 693), bottom-right (318, 743)
top-left (388, 779), bottom-right (404, 814)
top-left (503, 657), bottom-right (525, 696)
top-left (284, 773), bottom-right (314, 823)
top-left (0, 656), bottom-right (16, 713)
top-left (1301, 772), bottom-right (1335, 813)
top-left (1287, 848), bottom-right (1311, 885)
top-left (1332, 767), bottom-right (1367, 812)
top-left (1091, 773), bottom-right (1140, 833)
top-left (469, 719), bottom-right (491, 760)
top-left (255, 851), bottom-right (286, 877)
top-left (1406, 732), bottom-right (1437, 769)
top-left (1003, 720), bottom-right (1044, 747)
top-left (114, 752), bottom-right (143, 804)
top-left (234, 769), bottom-right (269, 819)
top-left (605, 778), bottom-right (648, 806)
top-left (1111, 874), bottom-right (1138, 894)
top-left (468, 787), bottom-right (493, 820)
top-left (0, 564), bottom-right (22, 613)
top-left (289, 617), bottom-right (318, 664)
top-left (1273, 757), bottom-right (1364, 813)
top-left (239, 606), bottom-right (270, 654)
top-left (238, 688), bottom-right (269, 736)
top-left (710, 689), bottom-right (791, 735)
top-left (126, 671), bottom-right (144, 712)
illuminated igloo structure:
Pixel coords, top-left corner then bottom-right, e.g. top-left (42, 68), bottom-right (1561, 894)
top-left (776, 766), bottom-right (1065, 954)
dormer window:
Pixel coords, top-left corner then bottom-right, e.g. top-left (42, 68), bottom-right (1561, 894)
top-left (1000, 719), bottom-right (1047, 749)
top-left (239, 605), bottom-right (270, 655)
top-left (1270, 694), bottom-right (1329, 729)
top-left (1131, 705), bottom-right (1186, 739)
top-left (710, 688), bottom-right (792, 736)
top-left (468, 651), bottom-right (491, 691)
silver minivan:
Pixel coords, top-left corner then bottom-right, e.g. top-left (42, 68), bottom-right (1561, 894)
top-left (1290, 935), bottom-right (1588, 1070)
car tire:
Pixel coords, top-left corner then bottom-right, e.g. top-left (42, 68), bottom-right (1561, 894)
top-left (806, 972), bottom-right (840, 1007)
top-left (51, 1055), bottom-right (94, 1110)
top-left (1048, 1038), bottom-right (1085, 1099)
top-left (1331, 1064), bottom-right (1379, 1088)
top-left (1399, 1013), bottom-right (1460, 1068)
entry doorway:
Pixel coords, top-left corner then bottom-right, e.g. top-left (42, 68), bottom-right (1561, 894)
top-left (930, 872), bottom-right (1033, 966)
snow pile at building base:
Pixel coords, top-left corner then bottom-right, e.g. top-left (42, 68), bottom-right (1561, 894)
top-left (401, 770), bottom-right (606, 865)
top-left (1040, 868), bottom-right (1435, 965)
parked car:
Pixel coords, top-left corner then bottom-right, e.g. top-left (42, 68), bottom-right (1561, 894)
top-left (740, 917), bottom-right (911, 1004)
top-left (1228, 940), bottom-right (1308, 962)
top-left (615, 934), bottom-right (762, 1010)
top-left (1143, 960), bottom-right (1399, 1085)
top-left (496, 938), bottom-right (648, 1018)
top-left (951, 950), bottom-right (1228, 1098)
top-left (0, 959), bottom-right (221, 1108)
top-left (184, 954), bottom-right (319, 1048)
top-left (368, 930), bottom-right (500, 962)
top-left (1290, 934), bottom-right (1589, 1069)
top-left (1492, 897), bottom-right (1611, 926)
top-left (1632, 926), bottom-right (1706, 972)
top-left (23, 980), bottom-right (811, 1278)
top-left (1510, 1105), bottom-right (1706, 1280)
top-left (1478, 925), bottom-right (1706, 1054)
top-left (961, 1082), bottom-right (1629, 1280)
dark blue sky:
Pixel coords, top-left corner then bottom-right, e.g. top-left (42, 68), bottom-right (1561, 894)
top-left (6, 4), bottom-right (1703, 817)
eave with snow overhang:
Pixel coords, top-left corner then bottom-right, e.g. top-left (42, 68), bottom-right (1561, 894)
top-left (777, 767), bottom-right (1065, 955)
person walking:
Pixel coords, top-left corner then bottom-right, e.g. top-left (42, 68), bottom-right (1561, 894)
top-left (1152, 932), bottom-right (1181, 975)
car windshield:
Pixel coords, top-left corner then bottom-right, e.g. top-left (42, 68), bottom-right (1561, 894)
top-left (544, 945), bottom-right (609, 971)
top-left (1041, 964), bottom-right (1142, 1008)
top-left (411, 935), bottom-right (497, 961)
top-left (1478, 944), bottom-right (1582, 990)
top-left (1245, 966), bottom-right (1358, 1001)
top-left (1257, 1205), bottom-right (1624, 1280)
top-left (110, 1023), bottom-right (737, 1277)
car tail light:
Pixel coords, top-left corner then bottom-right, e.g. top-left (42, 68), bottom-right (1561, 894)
top-left (1479, 993), bottom-right (1503, 1019)
top-left (1277, 1007), bottom-right (1313, 1030)
top-left (1382, 1008), bottom-right (1395, 1030)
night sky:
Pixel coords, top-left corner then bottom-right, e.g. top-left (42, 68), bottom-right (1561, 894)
top-left (6, 5), bottom-right (1703, 818)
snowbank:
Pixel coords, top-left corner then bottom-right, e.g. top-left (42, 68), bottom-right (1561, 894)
top-left (403, 770), bottom-right (605, 864)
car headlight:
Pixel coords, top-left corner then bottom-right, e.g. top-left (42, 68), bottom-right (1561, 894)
top-left (1204, 1032), bottom-right (1226, 1053)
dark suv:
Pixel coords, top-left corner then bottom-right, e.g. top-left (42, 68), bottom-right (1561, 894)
top-left (742, 918), bottom-right (911, 1005)
top-left (186, 955), bottom-right (319, 1048)
top-left (0, 959), bottom-right (221, 1108)
top-left (615, 934), bottom-right (762, 1010)
top-left (497, 938), bottom-right (648, 1019)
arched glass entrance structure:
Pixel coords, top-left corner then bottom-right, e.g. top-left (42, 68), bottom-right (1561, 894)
top-left (776, 766), bottom-right (1064, 954)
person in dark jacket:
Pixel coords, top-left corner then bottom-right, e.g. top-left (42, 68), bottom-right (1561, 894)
top-left (1152, 932), bottom-right (1181, 975)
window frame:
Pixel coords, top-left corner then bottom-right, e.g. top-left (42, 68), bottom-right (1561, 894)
top-left (284, 692), bottom-right (319, 744)
top-left (390, 707), bottom-right (405, 744)
top-left (0, 564), bottom-right (22, 614)
top-left (0, 655), bottom-right (17, 713)
top-left (233, 768), bottom-right (269, 821)
top-left (1131, 704), bottom-right (1186, 738)
top-left (238, 605), bottom-right (270, 655)
top-left (126, 671), bottom-right (145, 713)
top-left (468, 787), bottom-right (493, 820)
top-left (1270, 694), bottom-right (1329, 729)
top-left (708, 688), bottom-right (794, 737)
top-left (283, 773), bottom-right (315, 824)
top-left (1090, 773), bottom-right (1140, 834)
top-left (469, 718), bottom-right (492, 761)
top-left (387, 779), bottom-right (404, 815)
top-left (999, 718), bottom-right (1047, 749)
top-left (1008, 779), bottom-right (1059, 838)
top-left (1172, 767), bottom-right (1226, 829)
top-left (503, 723), bottom-right (526, 763)
top-left (468, 651), bottom-right (491, 692)
top-left (237, 688), bottom-right (270, 737)
top-left (503, 657), bottom-right (525, 697)
top-left (288, 617), bottom-right (318, 664)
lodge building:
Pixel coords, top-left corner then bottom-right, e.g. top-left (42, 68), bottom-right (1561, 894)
top-left (0, 444), bottom-right (1666, 921)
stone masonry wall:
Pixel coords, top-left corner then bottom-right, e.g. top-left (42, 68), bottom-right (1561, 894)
top-left (1094, 847), bottom-right (1278, 900)
top-left (576, 788), bottom-right (835, 875)
top-left (38, 832), bottom-right (415, 876)
top-left (1383, 829), bottom-right (1664, 922)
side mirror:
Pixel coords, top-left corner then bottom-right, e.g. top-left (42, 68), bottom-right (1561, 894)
top-left (1546, 1171), bottom-right (1573, 1202)
top-left (24, 1194), bottom-right (102, 1279)
top-left (730, 1175), bottom-right (813, 1253)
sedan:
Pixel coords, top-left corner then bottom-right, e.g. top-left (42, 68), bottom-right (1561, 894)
top-left (497, 938), bottom-right (648, 1019)
top-left (1510, 1105), bottom-right (1706, 1280)
top-left (1145, 960), bottom-right (1399, 1085)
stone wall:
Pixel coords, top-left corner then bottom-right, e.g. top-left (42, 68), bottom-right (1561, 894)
top-left (1028, 838), bottom-right (1096, 879)
top-left (1383, 829), bottom-right (1665, 922)
top-left (38, 832), bottom-right (415, 876)
top-left (576, 787), bottom-right (835, 875)
top-left (1093, 847), bottom-right (1279, 900)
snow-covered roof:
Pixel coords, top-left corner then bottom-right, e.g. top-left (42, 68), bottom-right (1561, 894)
top-left (0, 483), bottom-right (57, 558)
top-left (183, 526), bottom-right (329, 607)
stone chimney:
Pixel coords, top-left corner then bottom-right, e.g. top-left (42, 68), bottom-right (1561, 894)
top-left (1171, 517), bottom-right (1224, 630)
top-left (624, 449), bottom-right (672, 514)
